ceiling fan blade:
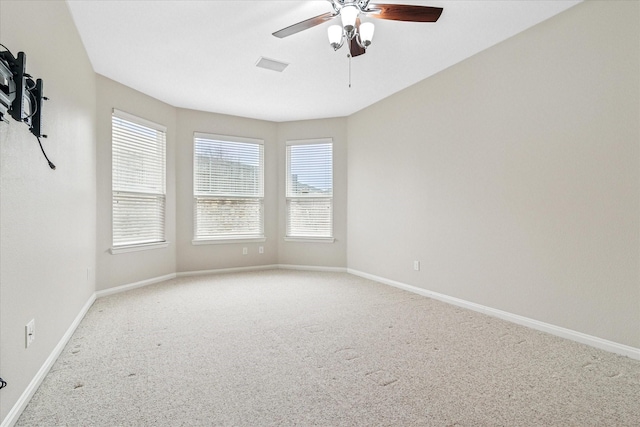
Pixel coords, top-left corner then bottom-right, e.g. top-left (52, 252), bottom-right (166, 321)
top-left (366, 4), bottom-right (443, 22)
top-left (272, 12), bottom-right (337, 38)
top-left (349, 18), bottom-right (366, 57)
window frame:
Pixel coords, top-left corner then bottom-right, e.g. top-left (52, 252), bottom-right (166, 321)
top-left (110, 109), bottom-right (167, 254)
top-left (192, 132), bottom-right (265, 244)
top-left (285, 138), bottom-right (334, 243)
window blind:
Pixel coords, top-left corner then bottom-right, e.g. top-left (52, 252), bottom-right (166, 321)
top-left (194, 134), bottom-right (264, 240)
top-left (286, 140), bottom-right (333, 238)
top-left (112, 110), bottom-right (166, 247)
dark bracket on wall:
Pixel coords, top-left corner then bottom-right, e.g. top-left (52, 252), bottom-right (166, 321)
top-left (0, 48), bottom-right (47, 138)
top-left (1, 44), bottom-right (55, 169)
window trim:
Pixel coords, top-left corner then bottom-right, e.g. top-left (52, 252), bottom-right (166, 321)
top-left (113, 108), bottom-right (167, 133)
top-left (193, 132), bottom-right (265, 243)
top-left (110, 241), bottom-right (169, 255)
top-left (285, 137), bottom-right (334, 240)
top-left (192, 237), bottom-right (267, 246)
top-left (111, 109), bottom-right (167, 252)
top-left (283, 236), bottom-right (335, 243)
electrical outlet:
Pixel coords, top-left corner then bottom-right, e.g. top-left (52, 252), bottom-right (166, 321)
top-left (25, 319), bottom-right (35, 348)
top-left (259, 246), bottom-right (264, 254)
top-left (242, 247), bottom-right (248, 255)
top-left (413, 260), bottom-right (420, 271)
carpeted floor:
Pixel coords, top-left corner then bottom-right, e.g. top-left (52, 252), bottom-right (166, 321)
top-left (17, 270), bottom-right (640, 426)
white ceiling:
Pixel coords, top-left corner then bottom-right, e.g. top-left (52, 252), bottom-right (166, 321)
top-left (67, 0), bottom-right (581, 122)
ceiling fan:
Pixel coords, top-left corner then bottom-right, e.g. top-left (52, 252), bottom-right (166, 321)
top-left (272, 0), bottom-right (443, 57)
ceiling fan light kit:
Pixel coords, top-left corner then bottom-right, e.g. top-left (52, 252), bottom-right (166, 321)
top-left (328, 25), bottom-right (344, 50)
top-left (328, 21), bottom-right (374, 51)
top-left (358, 22), bottom-right (375, 47)
top-left (340, 4), bottom-right (360, 34)
top-left (273, 0), bottom-right (443, 58)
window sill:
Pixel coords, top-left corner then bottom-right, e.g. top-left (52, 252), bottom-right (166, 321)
top-left (192, 237), bottom-right (266, 245)
top-left (284, 237), bottom-right (335, 243)
top-left (110, 241), bottom-right (169, 254)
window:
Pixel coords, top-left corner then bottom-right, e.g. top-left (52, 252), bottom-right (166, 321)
top-left (286, 139), bottom-right (333, 240)
top-left (112, 109), bottom-right (166, 249)
top-left (193, 133), bottom-right (264, 242)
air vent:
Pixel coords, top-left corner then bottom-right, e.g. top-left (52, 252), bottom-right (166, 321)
top-left (255, 57), bottom-right (289, 73)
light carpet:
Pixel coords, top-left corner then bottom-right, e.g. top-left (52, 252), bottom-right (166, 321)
top-left (17, 270), bottom-right (640, 426)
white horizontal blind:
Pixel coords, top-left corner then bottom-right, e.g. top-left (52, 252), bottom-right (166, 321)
top-left (286, 140), bottom-right (333, 238)
top-left (112, 111), bottom-right (166, 247)
top-left (194, 134), bottom-right (264, 240)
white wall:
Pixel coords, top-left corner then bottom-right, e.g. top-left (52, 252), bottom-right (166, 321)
top-left (347, 0), bottom-right (640, 348)
top-left (95, 75), bottom-right (177, 291)
top-left (277, 118), bottom-right (348, 268)
top-left (175, 109), bottom-right (279, 273)
top-left (0, 0), bottom-right (96, 421)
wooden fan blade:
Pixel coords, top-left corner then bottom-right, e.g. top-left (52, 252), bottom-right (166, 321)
top-left (349, 18), bottom-right (366, 57)
top-left (366, 4), bottom-right (443, 22)
top-left (272, 12), bottom-right (337, 38)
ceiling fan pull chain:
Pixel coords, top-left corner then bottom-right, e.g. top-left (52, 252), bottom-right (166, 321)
top-left (348, 53), bottom-right (352, 88)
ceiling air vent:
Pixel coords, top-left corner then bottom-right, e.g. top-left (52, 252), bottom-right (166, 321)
top-left (255, 57), bottom-right (289, 73)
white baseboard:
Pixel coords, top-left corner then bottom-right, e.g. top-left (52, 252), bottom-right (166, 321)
top-left (278, 264), bottom-right (347, 273)
top-left (176, 264), bottom-right (279, 278)
top-left (95, 265), bottom-right (346, 298)
top-left (347, 268), bottom-right (640, 361)
top-left (1, 293), bottom-right (96, 427)
top-left (95, 273), bottom-right (177, 298)
top-left (177, 264), bottom-right (346, 277)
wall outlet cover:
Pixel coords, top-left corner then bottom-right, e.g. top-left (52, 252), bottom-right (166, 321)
top-left (26, 319), bottom-right (35, 348)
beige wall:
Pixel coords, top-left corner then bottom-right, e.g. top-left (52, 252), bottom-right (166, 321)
top-left (175, 109), bottom-right (279, 272)
top-left (95, 75), bottom-right (177, 290)
top-left (2, 1), bottom-right (639, 424)
top-left (277, 118), bottom-right (348, 268)
top-left (98, 97), bottom-right (347, 275)
top-left (95, 89), bottom-right (349, 278)
top-left (347, 0), bottom-right (640, 348)
top-left (0, 0), bottom-right (96, 421)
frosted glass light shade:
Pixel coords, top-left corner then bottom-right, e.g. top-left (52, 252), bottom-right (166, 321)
top-left (359, 22), bottom-right (375, 46)
top-left (341, 5), bottom-right (359, 32)
top-left (328, 25), bottom-right (343, 48)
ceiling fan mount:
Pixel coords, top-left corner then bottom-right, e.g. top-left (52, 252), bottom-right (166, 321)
top-left (272, 1), bottom-right (443, 57)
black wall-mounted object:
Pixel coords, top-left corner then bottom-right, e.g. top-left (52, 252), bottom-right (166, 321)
top-left (0, 48), bottom-right (46, 138)
top-left (0, 45), bottom-right (54, 168)
top-left (31, 78), bottom-right (45, 138)
top-left (0, 53), bottom-right (16, 118)
top-left (10, 51), bottom-right (29, 123)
